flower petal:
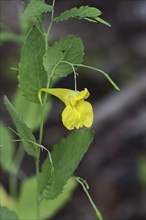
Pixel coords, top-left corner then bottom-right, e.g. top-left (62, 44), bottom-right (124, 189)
top-left (38, 88), bottom-right (73, 105)
top-left (62, 105), bottom-right (80, 130)
top-left (70, 88), bottom-right (90, 105)
top-left (38, 87), bottom-right (93, 130)
top-left (76, 101), bottom-right (93, 128)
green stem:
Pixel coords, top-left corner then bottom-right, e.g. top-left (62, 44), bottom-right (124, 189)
top-left (39, 60), bottom-right (62, 105)
top-left (59, 60), bottom-right (78, 91)
top-left (36, 158), bottom-right (40, 220)
top-left (38, 73), bottom-right (53, 144)
top-left (39, 107), bottom-right (44, 144)
top-left (37, 1), bottom-right (56, 218)
top-left (45, 0), bottom-right (56, 50)
top-left (75, 177), bottom-right (103, 220)
top-left (14, 144), bottom-right (25, 169)
top-left (59, 60), bottom-right (119, 91)
top-left (75, 63), bottom-right (120, 91)
top-left (9, 173), bottom-right (17, 198)
top-left (39, 0), bottom-right (56, 144)
top-left (9, 144), bottom-right (25, 197)
top-left (74, 71), bottom-right (77, 91)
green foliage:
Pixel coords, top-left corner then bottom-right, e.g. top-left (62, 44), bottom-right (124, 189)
top-left (13, 89), bottom-right (52, 131)
top-left (94, 17), bottom-right (111, 27)
top-left (40, 128), bottom-right (94, 199)
top-left (54, 6), bottom-right (101, 22)
top-left (53, 6), bottom-right (111, 26)
top-left (16, 176), bottom-right (76, 220)
top-left (4, 96), bottom-right (39, 158)
top-left (18, 26), bottom-right (47, 103)
top-left (0, 206), bottom-right (19, 220)
top-left (24, 0), bottom-right (52, 18)
top-left (43, 35), bottom-right (84, 77)
top-left (0, 185), bottom-right (16, 210)
top-left (0, 121), bottom-right (16, 173)
top-left (1, 1), bottom-right (117, 219)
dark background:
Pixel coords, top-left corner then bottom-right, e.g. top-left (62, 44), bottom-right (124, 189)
top-left (0, 0), bottom-right (146, 220)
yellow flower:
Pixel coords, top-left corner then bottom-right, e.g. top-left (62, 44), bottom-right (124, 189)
top-left (38, 88), bottom-right (94, 130)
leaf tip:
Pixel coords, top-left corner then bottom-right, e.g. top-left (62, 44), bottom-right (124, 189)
top-left (115, 85), bottom-right (120, 91)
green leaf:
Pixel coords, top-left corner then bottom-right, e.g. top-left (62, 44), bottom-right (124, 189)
top-left (0, 185), bottom-right (16, 211)
top-left (4, 96), bottom-right (39, 158)
top-left (24, 0), bottom-right (52, 18)
top-left (0, 206), bottom-right (19, 220)
top-left (53, 6), bottom-right (101, 23)
top-left (40, 128), bottom-right (94, 199)
top-left (94, 17), bottom-right (111, 27)
top-left (43, 35), bottom-right (84, 77)
top-left (16, 176), bottom-right (76, 220)
top-left (0, 121), bottom-right (16, 173)
top-left (13, 89), bottom-right (52, 131)
top-left (18, 26), bottom-right (47, 103)
top-left (53, 6), bottom-right (111, 27)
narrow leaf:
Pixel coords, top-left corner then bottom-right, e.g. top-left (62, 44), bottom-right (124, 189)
top-left (0, 206), bottom-right (19, 220)
top-left (40, 128), bottom-right (94, 199)
top-left (43, 35), bottom-right (84, 77)
top-left (18, 26), bottom-right (47, 103)
top-left (95, 17), bottom-right (111, 27)
top-left (53, 6), bottom-right (101, 23)
top-left (4, 96), bottom-right (39, 158)
top-left (0, 121), bottom-right (16, 173)
top-left (24, 0), bottom-right (52, 18)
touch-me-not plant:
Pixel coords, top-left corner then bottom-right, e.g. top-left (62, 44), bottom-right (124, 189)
top-left (0, 1), bottom-right (120, 220)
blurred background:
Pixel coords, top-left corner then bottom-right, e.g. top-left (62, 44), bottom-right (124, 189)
top-left (0, 0), bottom-right (145, 220)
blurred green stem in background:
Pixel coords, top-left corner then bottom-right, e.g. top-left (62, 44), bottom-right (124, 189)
top-left (9, 144), bottom-right (25, 197)
top-left (37, 0), bottom-right (56, 219)
top-left (75, 177), bottom-right (103, 220)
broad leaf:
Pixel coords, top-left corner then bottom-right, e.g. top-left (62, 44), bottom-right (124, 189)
top-left (24, 0), bottom-right (52, 18)
top-left (18, 26), bottom-right (47, 103)
top-left (54, 6), bottom-right (111, 27)
top-left (54, 6), bottom-right (101, 23)
top-left (0, 121), bottom-right (16, 173)
top-left (4, 96), bottom-right (39, 158)
top-left (40, 128), bottom-right (93, 199)
top-left (43, 35), bottom-right (84, 77)
top-left (0, 206), bottom-right (19, 220)
top-left (13, 89), bottom-right (52, 131)
top-left (16, 176), bottom-right (76, 220)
